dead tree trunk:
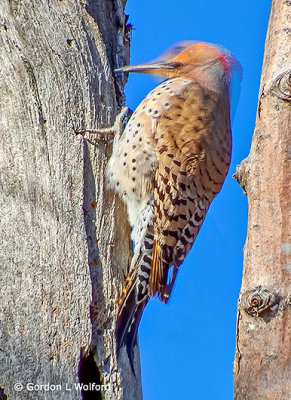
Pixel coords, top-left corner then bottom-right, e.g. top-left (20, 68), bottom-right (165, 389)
top-left (233, 0), bottom-right (291, 399)
top-left (0, 1), bottom-right (141, 399)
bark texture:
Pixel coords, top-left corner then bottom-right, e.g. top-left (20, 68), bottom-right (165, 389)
top-left (233, 1), bottom-right (291, 399)
top-left (0, 1), bottom-right (141, 399)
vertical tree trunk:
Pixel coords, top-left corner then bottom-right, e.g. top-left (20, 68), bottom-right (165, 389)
top-left (233, 0), bottom-right (291, 399)
top-left (0, 1), bottom-right (141, 399)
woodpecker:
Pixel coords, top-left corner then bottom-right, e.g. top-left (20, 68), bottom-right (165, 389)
top-left (107, 41), bottom-right (241, 366)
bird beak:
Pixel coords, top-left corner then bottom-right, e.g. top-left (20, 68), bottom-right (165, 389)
top-left (115, 62), bottom-right (182, 76)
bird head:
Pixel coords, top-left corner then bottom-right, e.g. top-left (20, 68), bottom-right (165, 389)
top-left (116, 41), bottom-right (241, 78)
top-left (116, 41), bottom-right (242, 115)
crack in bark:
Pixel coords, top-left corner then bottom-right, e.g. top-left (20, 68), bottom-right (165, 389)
top-left (233, 310), bottom-right (242, 376)
top-left (0, 388), bottom-right (7, 400)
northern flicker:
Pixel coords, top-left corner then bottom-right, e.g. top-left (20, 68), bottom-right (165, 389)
top-left (107, 41), bottom-right (241, 366)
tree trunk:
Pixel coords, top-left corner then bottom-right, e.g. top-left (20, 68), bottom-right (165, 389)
top-left (0, 1), bottom-right (141, 399)
top-left (233, 0), bottom-right (291, 399)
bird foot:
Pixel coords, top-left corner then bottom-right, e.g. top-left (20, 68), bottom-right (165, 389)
top-left (75, 106), bottom-right (130, 143)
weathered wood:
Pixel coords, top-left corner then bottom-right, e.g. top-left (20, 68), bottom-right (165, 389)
top-left (233, 1), bottom-right (291, 398)
top-left (0, 1), bottom-right (141, 399)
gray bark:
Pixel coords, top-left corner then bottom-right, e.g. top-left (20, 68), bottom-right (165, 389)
top-left (0, 1), bottom-right (141, 399)
top-left (233, 0), bottom-right (291, 398)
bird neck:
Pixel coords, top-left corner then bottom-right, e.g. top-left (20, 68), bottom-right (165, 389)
top-left (176, 62), bottom-right (229, 97)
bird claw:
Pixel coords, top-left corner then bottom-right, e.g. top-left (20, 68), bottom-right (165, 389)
top-left (75, 106), bottom-right (131, 143)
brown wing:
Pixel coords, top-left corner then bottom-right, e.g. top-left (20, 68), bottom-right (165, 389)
top-left (148, 81), bottom-right (231, 301)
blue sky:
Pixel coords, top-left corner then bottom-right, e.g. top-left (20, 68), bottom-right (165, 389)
top-left (123, 1), bottom-right (271, 398)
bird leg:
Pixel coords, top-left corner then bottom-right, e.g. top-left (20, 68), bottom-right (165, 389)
top-left (75, 106), bottom-right (130, 143)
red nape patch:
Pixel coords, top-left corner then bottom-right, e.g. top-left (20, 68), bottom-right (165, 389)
top-left (219, 52), bottom-right (241, 79)
top-left (219, 54), bottom-right (231, 74)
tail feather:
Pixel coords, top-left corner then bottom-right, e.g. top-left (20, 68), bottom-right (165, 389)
top-left (161, 265), bottom-right (178, 303)
top-left (116, 286), bottom-right (148, 371)
top-left (116, 231), bottom-right (153, 371)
